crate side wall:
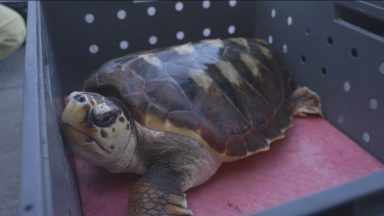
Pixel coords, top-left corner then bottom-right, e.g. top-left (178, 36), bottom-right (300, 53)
top-left (254, 1), bottom-right (384, 162)
top-left (40, 3), bottom-right (84, 216)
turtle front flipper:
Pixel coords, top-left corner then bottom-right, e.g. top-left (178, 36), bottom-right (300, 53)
top-left (128, 164), bottom-right (193, 216)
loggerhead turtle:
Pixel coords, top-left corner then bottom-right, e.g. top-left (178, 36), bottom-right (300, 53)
top-left (61, 38), bottom-right (322, 216)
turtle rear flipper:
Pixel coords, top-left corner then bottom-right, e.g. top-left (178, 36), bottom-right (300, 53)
top-left (292, 87), bottom-right (323, 116)
top-left (128, 163), bottom-right (193, 216)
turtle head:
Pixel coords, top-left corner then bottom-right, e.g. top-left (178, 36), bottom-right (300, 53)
top-left (61, 91), bottom-right (135, 172)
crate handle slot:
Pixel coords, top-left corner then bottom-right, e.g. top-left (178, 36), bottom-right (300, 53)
top-left (334, 3), bottom-right (384, 39)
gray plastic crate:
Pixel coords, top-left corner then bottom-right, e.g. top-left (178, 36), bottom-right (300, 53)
top-left (20, 1), bottom-right (384, 216)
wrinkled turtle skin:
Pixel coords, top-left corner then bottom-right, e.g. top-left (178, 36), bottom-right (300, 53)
top-left (61, 37), bottom-right (322, 216)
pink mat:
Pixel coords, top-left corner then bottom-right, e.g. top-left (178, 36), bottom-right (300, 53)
top-left (74, 117), bottom-right (383, 216)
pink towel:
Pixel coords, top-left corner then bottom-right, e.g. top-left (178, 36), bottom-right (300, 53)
top-left (75, 117), bottom-right (383, 216)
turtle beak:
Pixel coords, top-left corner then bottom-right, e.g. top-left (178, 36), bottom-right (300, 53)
top-left (61, 92), bottom-right (91, 127)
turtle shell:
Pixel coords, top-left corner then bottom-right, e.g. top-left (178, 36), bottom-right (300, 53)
top-left (84, 38), bottom-right (293, 162)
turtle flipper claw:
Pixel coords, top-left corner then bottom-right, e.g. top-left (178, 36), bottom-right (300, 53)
top-left (164, 194), bottom-right (192, 216)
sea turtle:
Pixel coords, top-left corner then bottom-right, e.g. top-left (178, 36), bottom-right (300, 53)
top-left (61, 38), bottom-right (322, 216)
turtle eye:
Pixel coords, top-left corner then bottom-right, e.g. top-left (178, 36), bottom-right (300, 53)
top-left (74, 94), bottom-right (86, 103)
top-left (92, 111), bottom-right (117, 127)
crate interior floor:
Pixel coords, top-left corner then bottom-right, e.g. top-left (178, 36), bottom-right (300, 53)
top-left (74, 117), bottom-right (383, 216)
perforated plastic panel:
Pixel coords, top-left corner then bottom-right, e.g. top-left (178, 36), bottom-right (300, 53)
top-left (253, 1), bottom-right (384, 162)
top-left (42, 1), bottom-right (255, 94)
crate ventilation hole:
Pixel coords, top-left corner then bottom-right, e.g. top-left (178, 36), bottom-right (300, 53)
top-left (88, 44), bottom-right (99, 54)
top-left (84, 13), bottom-right (94, 24)
top-left (176, 31), bottom-right (185, 40)
top-left (175, 1), bottom-right (184, 11)
top-left (119, 40), bottom-right (129, 50)
top-left (202, 0), bottom-right (210, 9)
top-left (203, 28), bottom-right (211, 37)
top-left (228, 25), bottom-right (236, 34)
top-left (117, 9), bottom-right (127, 20)
top-left (380, 62), bottom-right (384, 75)
top-left (229, 0), bottom-right (237, 7)
top-left (148, 36), bottom-right (158, 45)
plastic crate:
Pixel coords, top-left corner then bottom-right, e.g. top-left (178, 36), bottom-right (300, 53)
top-left (20, 1), bottom-right (384, 216)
